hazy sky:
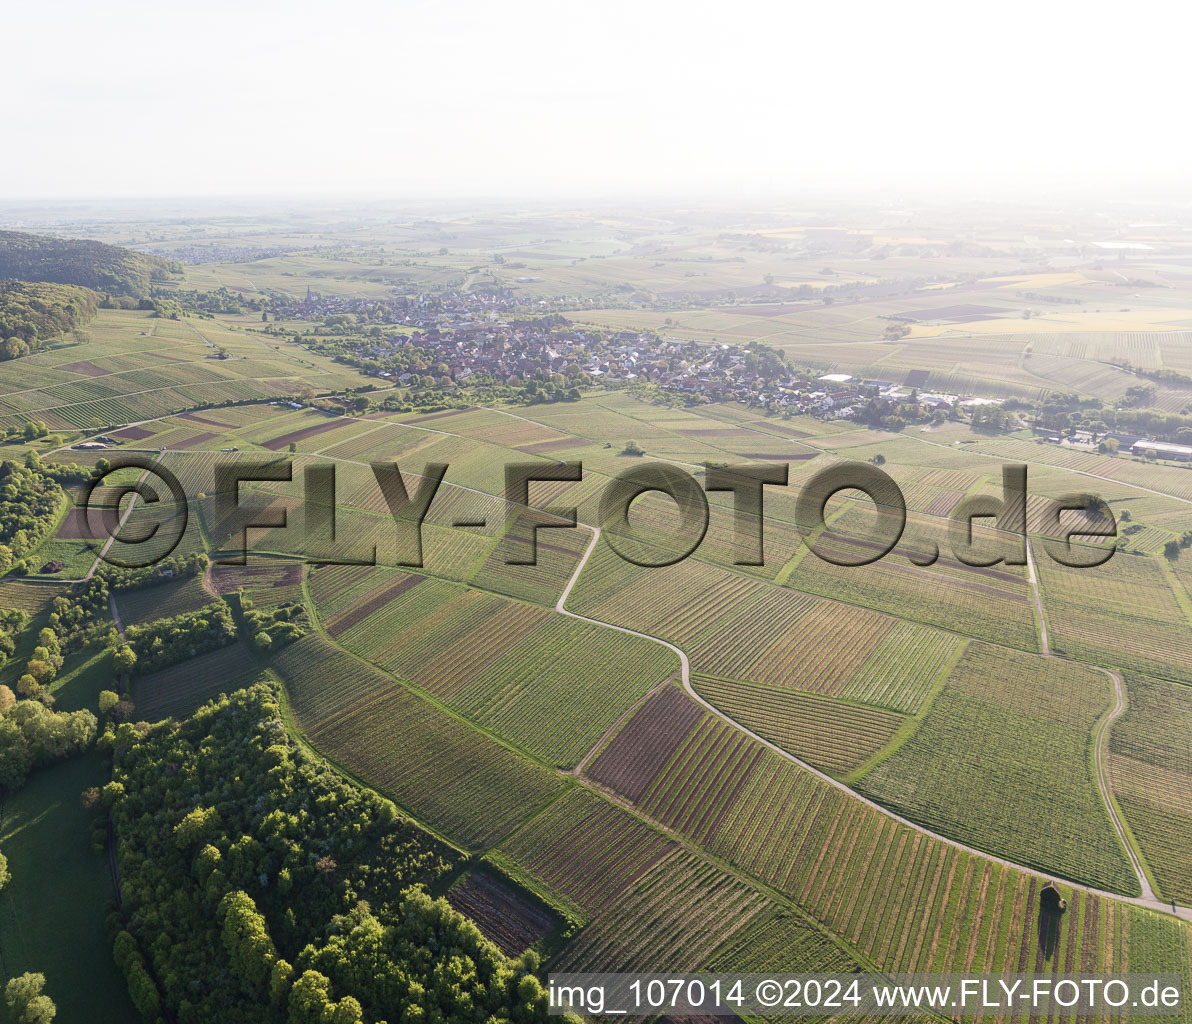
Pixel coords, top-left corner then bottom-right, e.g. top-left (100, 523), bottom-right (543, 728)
top-left (4, 0), bottom-right (1190, 199)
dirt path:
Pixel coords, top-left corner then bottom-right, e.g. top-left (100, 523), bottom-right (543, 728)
top-left (1092, 667), bottom-right (1156, 901)
top-left (108, 592), bottom-right (130, 698)
top-left (1025, 541), bottom-right (1050, 655)
top-left (108, 593), bottom-right (126, 638)
top-left (201, 563), bottom-right (218, 598)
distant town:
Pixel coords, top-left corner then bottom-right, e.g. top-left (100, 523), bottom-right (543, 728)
top-left (264, 288), bottom-right (995, 422)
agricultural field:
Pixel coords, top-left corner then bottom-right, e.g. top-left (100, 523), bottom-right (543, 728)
top-left (704, 908), bottom-right (865, 980)
top-left (311, 565), bottom-right (552, 698)
top-left (25, 534), bottom-right (98, 579)
top-left (691, 591), bottom-right (893, 696)
top-left (208, 557), bottom-right (304, 607)
top-left (75, 464), bottom-right (210, 572)
top-left (839, 622), bottom-right (963, 713)
top-left (467, 521), bottom-right (592, 606)
top-left (495, 788), bottom-right (676, 924)
top-left (1035, 542), bottom-right (1192, 683)
top-left (567, 544), bottom-right (930, 700)
top-left (270, 632), bottom-right (568, 849)
top-left (567, 545), bottom-right (768, 646)
top-left (458, 622), bottom-right (674, 763)
top-left (445, 870), bottom-right (559, 955)
top-left (708, 935), bottom-right (929, 1024)
top-left (114, 572), bottom-right (212, 625)
top-left (129, 642), bottom-right (266, 721)
top-left (0, 577), bottom-right (63, 615)
top-left (9, 201), bottom-right (1192, 1017)
top-left (784, 506), bottom-right (1040, 652)
top-left (636, 713), bottom-right (771, 844)
top-left (693, 673), bottom-right (905, 776)
top-left (1108, 674), bottom-right (1192, 904)
top-left (552, 851), bottom-right (772, 972)
top-left (585, 684), bottom-right (708, 799)
top-left (0, 310), bottom-right (358, 433)
top-left (309, 561), bottom-right (678, 767)
top-left (629, 701), bottom-right (1186, 983)
top-left (857, 643), bottom-right (1138, 893)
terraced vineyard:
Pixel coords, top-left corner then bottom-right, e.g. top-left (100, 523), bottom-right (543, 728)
top-left (129, 642), bottom-right (265, 721)
top-left (692, 594), bottom-right (893, 695)
top-left (592, 683), bottom-right (1189, 990)
top-left (568, 546), bottom-right (768, 646)
top-left (1109, 674), bottom-right (1192, 904)
top-left (315, 568), bottom-right (551, 698)
top-left (445, 871), bottom-right (558, 956)
top-left (784, 506), bottom-right (1040, 651)
top-left (450, 615), bottom-right (678, 767)
top-left (706, 909), bottom-right (860, 974)
top-left (586, 685), bottom-right (707, 800)
top-left (839, 621), bottom-right (963, 713)
top-left (468, 523), bottom-right (592, 606)
top-left (309, 562), bottom-right (677, 764)
top-left (7, 309), bottom-right (1192, 1011)
top-left (115, 573), bottom-right (212, 625)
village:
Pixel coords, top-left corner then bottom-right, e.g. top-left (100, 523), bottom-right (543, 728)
top-left (271, 287), bottom-right (994, 422)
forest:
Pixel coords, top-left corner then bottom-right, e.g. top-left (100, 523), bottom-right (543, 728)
top-left (0, 230), bottom-right (179, 297)
top-left (104, 685), bottom-right (555, 1024)
top-left (0, 459), bottom-right (77, 575)
top-left (0, 280), bottom-right (99, 358)
top-left (0, 696), bottom-right (97, 790)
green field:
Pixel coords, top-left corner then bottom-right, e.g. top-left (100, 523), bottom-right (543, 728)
top-left (0, 751), bottom-right (136, 1024)
top-left (271, 632), bottom-right (568, 850)
top-left (1109, 674), bottom-right (1192, 904)
top-left (694, 673), bottom-right (905, 775)
top-left (857, 644), bottom-right (1138, 893)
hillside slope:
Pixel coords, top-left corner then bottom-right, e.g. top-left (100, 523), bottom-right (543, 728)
top-left (0, 229), bottom-right (179, 297)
